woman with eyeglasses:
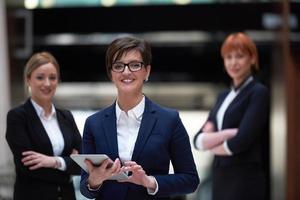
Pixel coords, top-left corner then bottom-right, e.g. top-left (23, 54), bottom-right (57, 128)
top-left (193, 32), bottom-right (269, 200)
top-left (6, 52), bottom-right (82, 200)
top-left (79, 36), bottom-right (199, 200)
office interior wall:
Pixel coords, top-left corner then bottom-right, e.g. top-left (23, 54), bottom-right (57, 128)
top-left (0, 0), bottom-right (12, 168)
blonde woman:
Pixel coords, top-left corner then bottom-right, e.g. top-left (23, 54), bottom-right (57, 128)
top-left (6, 52), bottom-right (82, 200)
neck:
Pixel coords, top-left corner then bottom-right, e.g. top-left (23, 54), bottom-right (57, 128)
top-left (233, 79), bottom-right (242, 87)
top-left (32, 98), bottom-right (52, 116)
top-left (117, 93), bottom-right (143, 112)
top-left (233, 73), bottom-right (251, 88)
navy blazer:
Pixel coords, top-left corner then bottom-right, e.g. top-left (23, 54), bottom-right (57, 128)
top-left (80, 97), bottom-right (199, 200)
top-left (6, 99), bottom-right (82, 200)
top-left (194, 80), bottom-right (269, 167)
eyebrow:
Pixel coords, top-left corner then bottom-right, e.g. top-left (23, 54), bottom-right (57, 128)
top-left (114, 59), bottom-right (142, 63)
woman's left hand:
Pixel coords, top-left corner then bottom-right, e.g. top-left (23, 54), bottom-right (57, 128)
top-left (120, 161), bottom-right (156, 190)
top-left (202, 121), bottom-right (215, 133)
top-left (21, 151), bottom-right (57, 170)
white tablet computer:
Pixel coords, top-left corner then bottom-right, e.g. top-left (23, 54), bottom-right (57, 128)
top-left (70, 154), bottom-right (128, 181)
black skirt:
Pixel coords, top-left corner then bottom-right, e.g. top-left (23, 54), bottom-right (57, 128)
top-left (212, 164), bottom-right (266, 200)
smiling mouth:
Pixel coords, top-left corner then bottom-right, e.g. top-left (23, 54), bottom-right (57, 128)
top-left (41, 89), bottom-right (52, 94)
top-left (229, 68), bottom-right (240, 72)
top-left (122, 79), bottom-right (134, 83)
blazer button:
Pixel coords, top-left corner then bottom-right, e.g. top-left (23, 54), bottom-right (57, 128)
top-left (57, 186), bottom-right (62, 200)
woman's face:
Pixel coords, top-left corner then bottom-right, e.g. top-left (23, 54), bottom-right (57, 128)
top-left (223, 49), bottom-right (254, 85)
top-left (111, 50), bottom-right (150, 96)
top-left (27, 62), bottom-right (58, 104)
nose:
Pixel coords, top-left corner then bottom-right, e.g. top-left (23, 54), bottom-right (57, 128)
top-left (44, 78), bottom-right (51, 86)
top-left (229, 57), bottom-right (238, 66)
top-left (122, 65), bottom-right (131, 74)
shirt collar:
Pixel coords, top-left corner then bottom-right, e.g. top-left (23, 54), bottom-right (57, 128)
top-left (30, 98), bottom-right (56, 120)
top-left (115, 96), bottom-right (145, 122)
top-left (232, 75), bottom-right (253, 92)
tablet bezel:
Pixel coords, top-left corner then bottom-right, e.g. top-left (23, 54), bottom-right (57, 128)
top-left (70, 154), bottom-right (128, 181)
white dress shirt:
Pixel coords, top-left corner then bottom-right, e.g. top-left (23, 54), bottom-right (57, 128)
top-left (115, 96), bottom-right (158, 194)
top-left (31, 99), bottom-right (66, 170)
top-left (115, 98), bottom-right (144, 162)
top-left (216, 88), bottom-right (240, 155)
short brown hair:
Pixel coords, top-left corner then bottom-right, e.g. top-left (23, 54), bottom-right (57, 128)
top-left (105, 36), bottom-right (152, 80)
top-left (24, 52), bottom-right (60, 94)
top-left (221, 32), bottom-right (259, 72)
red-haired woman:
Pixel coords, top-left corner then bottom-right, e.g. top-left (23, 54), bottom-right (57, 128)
top-left (194, 32), bottom-right (269, 200)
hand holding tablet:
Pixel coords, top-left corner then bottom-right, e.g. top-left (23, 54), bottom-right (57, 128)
top-left (71, 154), bottom-right (128, 181)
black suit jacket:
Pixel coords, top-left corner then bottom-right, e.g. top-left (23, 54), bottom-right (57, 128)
top-left (194, 80), bottom-right (270, 200)
top-left (6, 99), bottom-right (82, 200)
top-left (194, 80), bottom-right (269, 167)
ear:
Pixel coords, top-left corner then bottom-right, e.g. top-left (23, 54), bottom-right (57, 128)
top-left (145, 65), bottom-right (151, 81)
top-left (26, 77), bottom-right (31, 87)
top-left (250, 56), bottom-right (256, 65)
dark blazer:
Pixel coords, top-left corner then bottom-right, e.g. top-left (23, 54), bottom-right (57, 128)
top-left (80, 97), bottom-right (199, 200)
top-left (6, 99), bottom-right (82, 200)
top-left (194, 80), bottom-right (269, 200)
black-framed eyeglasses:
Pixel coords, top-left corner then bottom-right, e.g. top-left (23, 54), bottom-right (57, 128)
top-left (111, 61), bottom-right (144, 73)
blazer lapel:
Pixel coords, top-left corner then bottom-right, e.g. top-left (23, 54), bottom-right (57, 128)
top-left (103, 103), bottom-right (119, 159)
top-left (223, 80), bottom-right (255, 118)
top-left (131, 97), bottom-right (157, 162)
top-left (228, 80), bottom-right (255, 108)
top-left (24, 99), bottom-right (54, 155)
top-left (56, 110), bottom-right (71, 155)
top-left (221, 80), bottom-right (255, 129)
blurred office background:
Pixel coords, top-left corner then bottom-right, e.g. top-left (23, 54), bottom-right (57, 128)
top-left (1, 0), bottom-right (300, 199)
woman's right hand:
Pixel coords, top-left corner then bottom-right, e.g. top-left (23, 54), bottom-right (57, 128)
top-left (22, 151), bottom-right (58, 170)
top-left (85, 158), bottom-right (121, 188)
